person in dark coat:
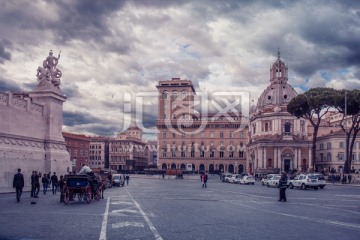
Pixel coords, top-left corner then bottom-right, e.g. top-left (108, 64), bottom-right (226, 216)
top-left (30, 171), bottom-right (36, 197)
top-left (278, 172), bottom-right (288, 202)
top-left (58, 175), bottom-right (65, 203)
top-left (51, 172), bottom-right (59, 194)
top-left (348, 174), bottom-right (352, 184)
top-left (125, 175), bottom-right (129, 186)
top-left (202, 173), bottom-right (208, 188)
top-left (13, 168), bottom-right (24, 202)
top-left (42, 173), bottom-right (49, 194)
top-left (34, 172), bottom-right (40, 198)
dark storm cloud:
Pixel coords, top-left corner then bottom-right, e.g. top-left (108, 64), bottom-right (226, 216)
top-left (0, 77), bottom-right (20, 92)
top-left (250, 0), bottom-right (360, 78)
top-left (87, 125), bottom-right (119, 136)
top-left (50, 0), bottom-right (126, 44)
top-left (0, 39), bottom-right (12, 64)
top-left (63, 111), bottom-right (106, 126)
top-left (61, 83), bottom-right (81, 100)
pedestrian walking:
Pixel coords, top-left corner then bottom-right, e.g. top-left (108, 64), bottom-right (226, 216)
top-left (51, 172), bottom-right (58, 194)
top-left (162, 172), bottom-right (165, 179)
top-left (125, 175), bottom-right (129, 185)
top-left (348, 174), bottom-right (352, 184)
top-left (42, 173), bottom-right (49, 194)
top-left (34, 172), bottom-right (40, 198)
top-left (331, 174), bottom-right (335, 184)
top-left (278, 172), bottom-right (288, 202)
top-left (13, 168), bottom-right (24, 202)
top-left (30, 171), bottom-right (36, 197)
top-left (58, 175), bottom-right (65, 203)
top-left (341, 174), bottom-right (347, 184)
top-left (202, 173), bottom-right (208, 188)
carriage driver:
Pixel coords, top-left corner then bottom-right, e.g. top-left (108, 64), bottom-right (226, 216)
top-left (79, 163), bottom-right (96, 199)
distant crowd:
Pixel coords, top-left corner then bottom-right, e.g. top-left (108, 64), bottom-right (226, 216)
top-left (328, 174), bottom-right (353, 184)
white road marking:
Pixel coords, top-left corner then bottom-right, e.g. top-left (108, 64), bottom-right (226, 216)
top-left (112, 222), bottom-right (145, 228)
top-left (99, 197), bottom-right (110, 240)
top-left (225, 200), bottom-right (360, 230)
top-left (127, 189), bottom-right (163, 240)
top-left (111, 201), bottom-right (133, 205)
top-left (111, 209), bottom-right (139, 215)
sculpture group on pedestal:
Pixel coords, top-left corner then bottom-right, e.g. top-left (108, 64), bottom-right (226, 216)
top-left (36, 50), bottom-right (62, 89)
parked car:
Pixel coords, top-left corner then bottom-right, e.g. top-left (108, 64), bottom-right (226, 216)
top-left (267, 175), bottom-right (281, 188)
top-left (223, 173), bottom-right (233, 182)
top-left (229, 174), bottom-right (242, 184)
top-left (240, 175), bottom-right (255, 185)
top-left (288, 174), bottom-right (320, 190)
top-left (261, 174), bottom-right (277, 186)
top-left (112, 174), bottom-right (125, 187)
top-left (313, 173), bottom-right (326, 189)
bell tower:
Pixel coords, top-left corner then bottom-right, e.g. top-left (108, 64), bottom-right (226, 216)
top-left (270, 48), bottom-right (288, 84)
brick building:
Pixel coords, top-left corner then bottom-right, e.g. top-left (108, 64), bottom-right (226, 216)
top-left (63, 132), bottom-right (91, 172)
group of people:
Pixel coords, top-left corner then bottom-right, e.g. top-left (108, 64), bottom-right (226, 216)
top-left (31, 171), bottom-right (61, 198)
top-left (12, 169), bottom-right (66, 203)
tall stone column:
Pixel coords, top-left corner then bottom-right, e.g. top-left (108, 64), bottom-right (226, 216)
top-left (29, 88), bottom-right (71, 175)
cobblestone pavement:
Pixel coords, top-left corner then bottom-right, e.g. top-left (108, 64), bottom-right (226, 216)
top-left (0, 175), bottom-right (359, 240)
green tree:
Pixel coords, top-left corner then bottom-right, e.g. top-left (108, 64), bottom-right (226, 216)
top-left (334, 89), bottom-right (360, 174)
top-left (287, 87), bottom-right (336, 171)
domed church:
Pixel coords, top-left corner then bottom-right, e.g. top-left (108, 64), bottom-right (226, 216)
top-left (247, 50), bottom-right (311, 175)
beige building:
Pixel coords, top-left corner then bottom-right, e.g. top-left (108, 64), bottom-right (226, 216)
top-left (89, 141), bottom-right (106, 169)
top-left (156, 78), bottom-right (248, 174)
top-left (315, 112), bottom-right (360, 173)
top-left (109, 127), bottom-right (147, 171)
top-left (248, 53), bottom-right (311, 175)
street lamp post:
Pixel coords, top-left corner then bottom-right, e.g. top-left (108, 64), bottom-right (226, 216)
top-left (345, 91), bottom-right (348, 174)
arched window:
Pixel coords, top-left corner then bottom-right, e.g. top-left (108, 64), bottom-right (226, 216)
top-left (265, 122), bottom-right (269, 132)
top-left (163, 91), bottom-right (168, 99)
top-left (181, 90), bottom-right (187, 100)
top-left (172, 90), bottom-right (178, 100)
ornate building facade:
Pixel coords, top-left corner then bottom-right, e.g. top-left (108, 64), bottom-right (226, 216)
top-left (109, 127), bottom-right (147, 171)
top-left (156, 78), bottom-right (248, 174)
top-left (248, 53), bottom-right (311, 175)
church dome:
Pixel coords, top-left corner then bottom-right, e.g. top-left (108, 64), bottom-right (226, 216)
top-left (257, 82), bottom-right (297, 109)
top-left (256, 51), bottom-right (297, 110)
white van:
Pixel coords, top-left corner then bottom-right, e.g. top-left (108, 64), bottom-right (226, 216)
top-left (112, 174), bottom-right (125, 187)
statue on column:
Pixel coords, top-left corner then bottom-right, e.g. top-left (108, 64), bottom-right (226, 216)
top-left (36, 50), bottom-right (62, 89)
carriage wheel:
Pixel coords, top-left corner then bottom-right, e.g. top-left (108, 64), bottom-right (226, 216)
top-left (63, 189), bottom-right (70, 205)
top-left (86, 188), bottom-right (92, 204)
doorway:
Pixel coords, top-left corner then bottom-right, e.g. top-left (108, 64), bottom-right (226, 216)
top-left (284, 159), bottom-right (291, 172)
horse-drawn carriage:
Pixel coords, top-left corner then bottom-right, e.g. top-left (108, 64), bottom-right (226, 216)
top-left (62, 174), bottom-right (105, 205)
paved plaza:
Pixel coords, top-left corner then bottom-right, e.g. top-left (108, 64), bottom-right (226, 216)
top-left (0, 175), bottom-right (359, 240)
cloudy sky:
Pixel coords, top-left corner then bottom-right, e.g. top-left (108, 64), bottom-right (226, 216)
top-left (1, 0), bottom-right (360, 140)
